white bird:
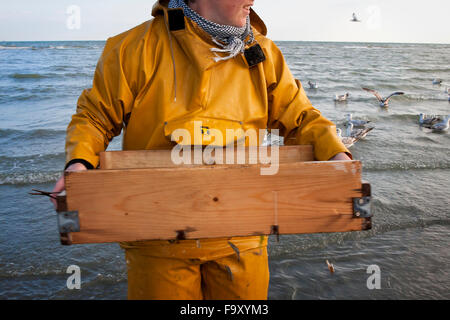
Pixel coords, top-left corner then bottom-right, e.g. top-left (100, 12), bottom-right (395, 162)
top-left (419, 113), bottom-right (442, 128)
top-left (336, 128), bottom-right (358, 148)
top-left (346, 122), bottom-right (374, 140)
top-left (430, 116), bottom-right (450, 132)
top-left (262, 132), bottom-right (284, 146)
top-left (334, 92), bottom-right (350, 102)
top-left (308, 81), bottom-right (318, 89)
top-left (362, 87), bottom-right (404, 107)
top-left (432, 78), bottom-right (442, 85)
top-left (346, 113), bottom-right (371, 127)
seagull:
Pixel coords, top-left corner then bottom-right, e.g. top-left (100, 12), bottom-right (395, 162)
top-left (345, 113), bottom-right (371, 127)
top-left (262, 132), bottom-right (284, 146)
top-left (350, 13), bottom-right (361, 22)
top-left (336, 128), bottom-right (358, 148)
top-left (346, 122), bottom-right (374, 140)
top-left (334, 92), bottom-right (350, 102)
top-left (430, 116), bottom-right (450, 132)
top-left (419, 113), bottom-right (442, 128)
top-left (336, 125), bottom-right (373, 148)
top-left (362, 87), bottom-right (404, 107)
top-left (308, 81), bottom-right (318, 89)
top-left (432, 78), bottom-right (442, 85)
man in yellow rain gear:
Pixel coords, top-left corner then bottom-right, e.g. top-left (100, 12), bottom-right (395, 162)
top-left (52, 0), bottom-right (351, 300)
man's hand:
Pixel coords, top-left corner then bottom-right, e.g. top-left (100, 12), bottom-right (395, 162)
top-left (51, 162), bottom-right (87, 210)
top-left (329, 152), bottom-right (352, 161)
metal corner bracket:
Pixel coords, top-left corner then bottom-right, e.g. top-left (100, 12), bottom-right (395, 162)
top-left (353, 196), bottom-right (372, 218)
top-left (57, 211), bottom-right (80, 233)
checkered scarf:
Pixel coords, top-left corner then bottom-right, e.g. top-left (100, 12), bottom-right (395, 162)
top-left (168, 0), bottom-right (255, 62)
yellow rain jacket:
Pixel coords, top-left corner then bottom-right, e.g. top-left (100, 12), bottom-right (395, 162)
top-left (65, 0), bottom-right (351, 299)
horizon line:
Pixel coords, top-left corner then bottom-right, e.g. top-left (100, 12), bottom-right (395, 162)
top-left (1, 39), bottom-right (449, 45)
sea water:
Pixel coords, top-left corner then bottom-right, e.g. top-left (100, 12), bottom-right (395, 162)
top-left (0, 40), bottom-right (449, 299)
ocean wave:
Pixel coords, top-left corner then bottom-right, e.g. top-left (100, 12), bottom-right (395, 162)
top-left (48, 46), bottom-right (71, 50)
top-left (9, 73), bottom-right (47, 80)
top-left (342, 46), bottom-right (370, 50)
top-left (8, 94), bottom-right (42, 102)
top-left (332, 113), bottom-right (426, 126)
top-left (0, 152), bottom-right (66, 178)
top-left (0, 264), bottom-right (64, 278)
top-left (0, 44), bottom-right (103, 51)
top-left (0, 128), bottom-right (66, 140)
top-left (44, 44), bottom-right (103, 50)
top-left (368, 200), bottom-right (450, 233)
top-left (0, 152), bottom-right (65, 162)
top-left (52, 66), bottom-right (74, 71)
top-left (363, 159), bottom-right (450, 172)
top-left (377, 113), bottom-right (422, 122)
top-left (9, 72), bottom-right (92, 80)
top-left (398, 113), bottom-right (449, 123)
top-left (401, 93), bottom-right (449, 102)
top-left (0, 45), bottom-right (31, 50)
top-left (0, 266), bottom-right (126, 282)
top-left (336, 94), bottom-right (447, 104)
top-left (269, 214), bottom-right (450, 258)
top-left (0, 171), bottom-right (61, 185)
top-left (406, 67), bottom-right (450, 73)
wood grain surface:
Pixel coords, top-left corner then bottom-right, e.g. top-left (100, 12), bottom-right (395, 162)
top-left (64, 159), bottom-right (366, 244)
top-left (99, 145), bottom-right (315, 169)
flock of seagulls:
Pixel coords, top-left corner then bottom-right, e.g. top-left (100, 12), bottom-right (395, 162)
top-left (306, 78), bottom-right (449, 148)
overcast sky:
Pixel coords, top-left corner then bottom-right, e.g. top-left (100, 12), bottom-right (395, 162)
top-left (0, 0), bottom-right (449, 43)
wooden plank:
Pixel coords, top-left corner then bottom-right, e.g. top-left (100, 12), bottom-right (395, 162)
top-left (64, 160), bottom-right (367, 244)
top-left (99, 145), bottom-right (314, 169)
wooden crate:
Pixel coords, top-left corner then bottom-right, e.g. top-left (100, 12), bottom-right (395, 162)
top-left (56, 146), bottom-right (372, 245)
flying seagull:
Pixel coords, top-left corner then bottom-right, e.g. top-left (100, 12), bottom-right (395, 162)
top-left (362, 87), bottom-right (404, 107)
top-left (351, 13), bottom-right (361, 22)
top-left (334, 92), bottom-right (350, 102)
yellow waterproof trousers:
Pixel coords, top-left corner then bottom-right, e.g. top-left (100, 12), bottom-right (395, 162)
top-left (121, 236), bottom-right (269, 300)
